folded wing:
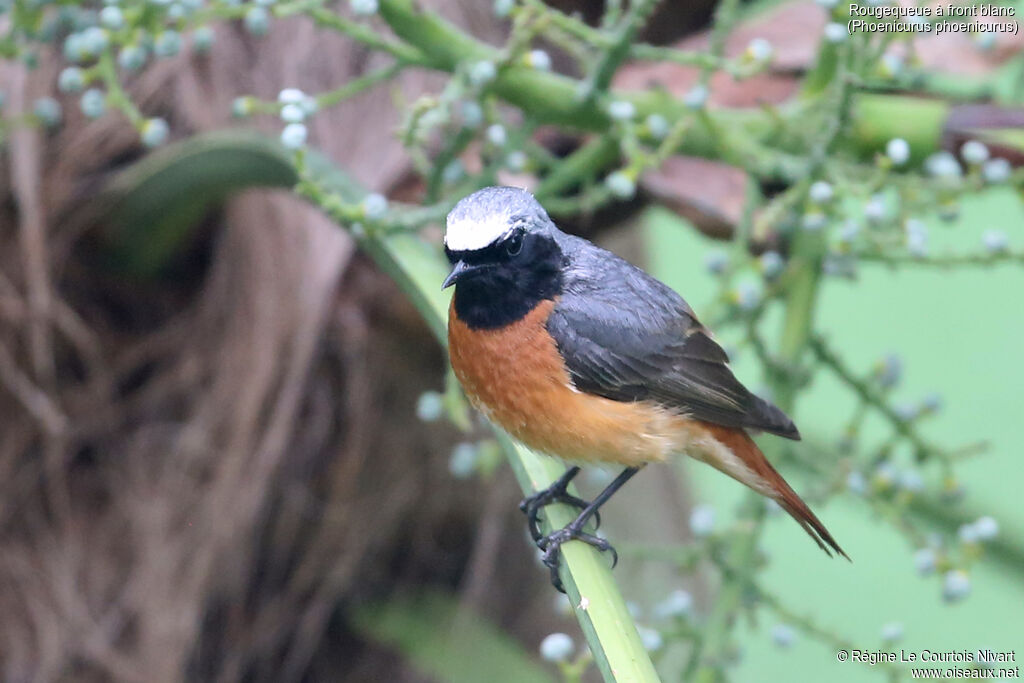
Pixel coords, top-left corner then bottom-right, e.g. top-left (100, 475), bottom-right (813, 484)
top-left (548, 247), bottom-right (799, 440)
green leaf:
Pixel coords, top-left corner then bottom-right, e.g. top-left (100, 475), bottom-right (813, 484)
top-left (97, 129), bottom-right (298, 277)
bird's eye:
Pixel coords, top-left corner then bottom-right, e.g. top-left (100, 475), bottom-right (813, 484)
top-left (505, 230), bottom-right (524, 256)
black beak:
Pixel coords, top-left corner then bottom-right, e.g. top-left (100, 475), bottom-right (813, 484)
top-left (442, 260), bottom-right (486, 289)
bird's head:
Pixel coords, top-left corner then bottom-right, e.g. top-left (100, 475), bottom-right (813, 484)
top-left (443, 187), bottom-right (565, 328)
top-left (442, 186), bottom-right (563, 289)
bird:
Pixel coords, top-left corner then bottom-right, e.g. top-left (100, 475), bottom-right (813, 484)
top-left (441, 186), bottom-right (848, 590)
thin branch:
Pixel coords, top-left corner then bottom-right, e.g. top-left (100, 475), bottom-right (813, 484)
top-left (856, 249), bottom-right (1024, 268)
top-left (810, 336), bottom-right (961, 463)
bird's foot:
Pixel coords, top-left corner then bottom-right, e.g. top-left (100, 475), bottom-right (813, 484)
top-left (537, 521), bottom-right (618, 593)
top-left (519, 474), bottom-right (599, 545)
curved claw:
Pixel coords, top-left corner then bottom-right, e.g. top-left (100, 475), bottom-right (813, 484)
top-left (537, 526), bottom-right (619, 592)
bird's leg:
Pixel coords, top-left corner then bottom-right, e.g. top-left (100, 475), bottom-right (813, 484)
top-left (537, 466), bottom-right (641, 593)
top-left (519, 466), bottom-right (600, 544)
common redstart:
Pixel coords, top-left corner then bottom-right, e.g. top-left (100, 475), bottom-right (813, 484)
top-left (442, 186), bottom-right (847, 589)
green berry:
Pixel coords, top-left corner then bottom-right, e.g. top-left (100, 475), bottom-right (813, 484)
top-left (881, 622), bottom-right (904, 643)
top-left (607, 100), bottom-right (635, 121)
top-left (493, 0), bottom-right (514, 18)
top-left (459, 101), bottom-right (483, 128)
top-left (527, 49), bottom-right (551, 71)
top-left (80, 27), bottom-right (109, 57)
top-left (809, 180), bottom-right (833, 203)
top-left (415, 391), bottom-right (443, 422)
top-left (982, 158), bottom-right (1011, 183)
top-left (80, 88), bottom-right (106, 118)
top-left (638, 627), bottom-right (663, 652)
top-left (278, 88), bottom-right (305, 104)
top-left (914, 548), bottom-right (936, 575)
top-left (280, 103), bottom-right (305, 123)
top-left (448, 443), bottom-right (478, 478)
top-left (645, 113), bottom-right (669, 139)
top-left (942, 570), bottom-right (970, 602)
top-left (684, 84), bottom-right (708, 109)
top-left (759, 251), bottom-right (784, 279)
top-left (58, 66), bottom-right (86, 93)
top-left (886, 138), bottom-right (910, 165)
top-left (280, 122), bottom-right (307, 149)
top-left (468, 60), bottom-right (496, 86)
top-left (905, 219), bottom-right (928, 257)
top-left (244, 7), bottom-right (270, 35)
top-left (704, 249), bottom-right (728, 275)
top-left (362, 193), bottom-right (388, 220)
top-left (63, 33), bottom-right (88, 63)
top-left (879, 53), bottom-right (903, 78)
top-left (99, 5), bottom-right (124, 28)
top-left (846, 471), bottom-right (867, 495)
top-left (33, 97), bottom-right (62, 128)
top-left (141, 117), bottom-right (169, 147)
top-left (771, 624), bottom-right (795, 648)
top-left (192, 26), bottom-right (215, 53)
top-left (824, 22), bottom-right (846, 43)
top-left (689, 504), bottom-right (715, 536)
top-left (232, 96), bottom-right (252, 117)
top-left (505, 151), bottom-right (527, 172)
top-left (736, 281), bottom-right (761, 310)
top-left (925, 151), bottom-right (961, 179)
top-left (350, 0), bottom-right (378, 15)
top-left (746, 37), bottom-right (773, 62)
top-left (485, 123), bottom-right (506, 147)
top-left (877, 353), bottom-right (903, 388)
top-left (539, 633), bottom-right (574, 662)
top-left (653, 589), bottom-right (693, 619)
top-left (605, 171), bottom-right (635, 199)
top-left (983, 230), bottom-right (1008, 253)
top-left (154, 31), bottom-right (182, 57)
top-left (441, 159), bottom-right (465, 184)
top-left (118, 44), bottom-right (147, 71)
top-left (960, 140), bottom-right (989, 165)
top-left (974, 516), bottom-right (998, 540)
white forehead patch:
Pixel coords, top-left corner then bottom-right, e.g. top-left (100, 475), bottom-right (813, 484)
top-left (444, 212), bottom-right (514, 252)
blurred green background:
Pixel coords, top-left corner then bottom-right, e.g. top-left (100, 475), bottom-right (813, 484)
top-left (647, 187), bottom-right (1024, 680)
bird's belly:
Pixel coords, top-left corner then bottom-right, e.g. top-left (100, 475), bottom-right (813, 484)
top-left (447, 298), bottom-right (684, 466)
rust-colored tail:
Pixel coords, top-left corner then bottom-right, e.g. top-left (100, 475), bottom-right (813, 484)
top-left (700, 422), bottom-right (850, 561)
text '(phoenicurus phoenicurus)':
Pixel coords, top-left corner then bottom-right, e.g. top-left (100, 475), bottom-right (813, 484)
top-left (442, 186), bottom-right (848, 591)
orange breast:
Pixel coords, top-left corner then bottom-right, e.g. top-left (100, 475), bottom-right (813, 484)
top-left (447, 298), bottom-right (685, 466)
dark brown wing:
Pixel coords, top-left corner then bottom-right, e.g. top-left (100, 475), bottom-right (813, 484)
top-left (547, 241), bottom-right (799, 439)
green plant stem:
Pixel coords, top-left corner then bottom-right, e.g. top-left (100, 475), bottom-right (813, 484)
top-left (856, 249), bottom-right (1024, 268)
top-left (375, 0), bottom-right (770, 143)
top-left (581, 0), bottom-right (659, 98)
top-left (534, 137), bottom-right (620, 200)
top-left (306, 6), bottom-right (430, 64)
top-left (96, 49), bottom-right (144, 127)
top-left (369, 0), bottom-right (983, 191)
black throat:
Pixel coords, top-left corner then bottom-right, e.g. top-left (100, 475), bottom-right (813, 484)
top-left (451, 236), bottom-right (565, 330)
